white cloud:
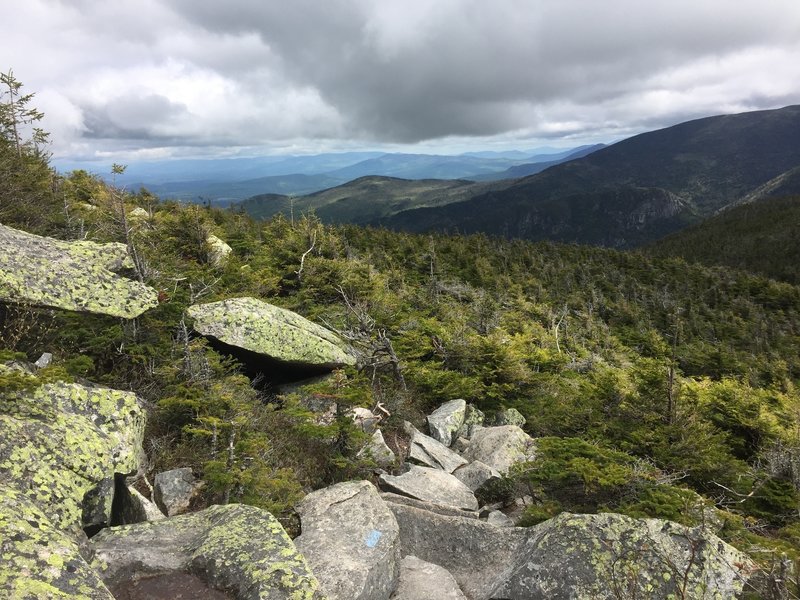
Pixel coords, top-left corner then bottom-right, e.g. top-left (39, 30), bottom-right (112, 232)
top-left (1, 0), bottom-right (799, 160)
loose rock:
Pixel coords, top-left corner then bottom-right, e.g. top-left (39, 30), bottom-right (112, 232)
top-left (295, 481), bottom-right (400, 600)
top-left (391, 555), bottom-right (467, 600)
top-left (452, 460), bottom-right (501, 492)
top-left (406, 423), bottom-right (468, 473)
top-left (154, 467), bottom-right (202, 517)
top-left (0, 222), bottom-right (158, 318)
top-left (187, 297), bottom-right (355, 369)
top-left (359, 430), bottom-right (397, 468)
top-left (380, 465), bottom-right (479, 511)
top-left (426, 399), bottom-right (466, 447)
top-left (92, 503), bottom-right (322, 599)
top-left (463, 425), bottom-right (536, 475)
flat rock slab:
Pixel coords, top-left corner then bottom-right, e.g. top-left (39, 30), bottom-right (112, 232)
top-left (490, 512), bottom-right (756, 599)
top-left (295, 481), bottom-right (400, 600)
top-left (381, 493), bottom-right (479, 520)
top-left (0, 223), bottom-right (158, 318)
top-left (380, 465), bottom-right (479, 511)
top-left (0, 484), bottom-right (114, 599)
top-left (391, 556), bottom-right (467, 600)
top-left (426, 399), bottom-right (466, 447)
top-left (0, 372), bottom-right (145, 532)
top-left (407, 423), bottom-right (467, 473)
top-left (453, 460), bottom-right (500, 492)
top-left (187, 297), bottom-right (355, 368)
top-left (463, 426), bottom-right (536, 475)
top-left (388, 503), bottom-right (529, 600)
top-left (91, 503), bottom-right (322, 599)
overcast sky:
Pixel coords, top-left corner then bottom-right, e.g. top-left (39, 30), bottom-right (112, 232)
top-left (3, 0), bottom-right (800, 162)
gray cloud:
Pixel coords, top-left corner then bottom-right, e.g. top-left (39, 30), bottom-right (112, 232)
top-left (2, 0), bottom-right (799, 159)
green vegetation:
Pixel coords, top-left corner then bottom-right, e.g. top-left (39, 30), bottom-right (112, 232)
top-left (648, 195), bottom-right (800, 285)
top-left (3, 76), bottom-right (800, 583)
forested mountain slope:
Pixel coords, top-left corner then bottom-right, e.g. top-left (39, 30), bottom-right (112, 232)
top-left (379, 105), bottom-right (800, 247)
top-left (648, 194), bottom-right (800, 285)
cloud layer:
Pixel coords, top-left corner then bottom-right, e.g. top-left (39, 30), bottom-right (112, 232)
top-left (3, 0), bottom-right (800, 160)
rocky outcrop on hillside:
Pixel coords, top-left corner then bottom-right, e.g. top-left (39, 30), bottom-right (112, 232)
top-left (0, 223), bottom-right (158, 318)
top-left (0, 368), bottom-right (145, 533)
top-left (91, 504), bottom-right (323, 599)
top-left (187, 297), bottom-right (356, 369)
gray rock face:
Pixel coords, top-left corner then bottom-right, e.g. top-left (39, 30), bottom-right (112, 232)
top-left (452, 460), bottom-right (501, 492)
top-left (295, 481), bottom-right (400, 600)
top-left (388, 503), bottom-right (529, 600)
top-left (486, 510), bottom-right (514, 528)
top-left (407, 423), bottom-right (468, 473)
top-left (114, 485), bottom-right (165, 525)
top-left (426, 399), bottom-right (466, 447)
top-left (380, 465), bottom-right (479, 511)
top-left (489, 512), bottom-right (755, 600)
top-left (154, 467), bottom-right (202, 517)
top-left (0, 222), bottom-right (158, 318)
top-left (359, 429), bottom-right (397, 467)
top-left (493, 407), bottom-right (526, 428)
top-left (457, 404), bottom-right (485, 439)
top-left (91, 503), bottom-right (322, 599)
top-left (463, 425), bottom-right (536, 475)
top-left (391, 556), bottom-right (467, 600)
top-left (187, 297), bottom-right (355, 369)
top-left (381, 493), bottom-right (480, 520)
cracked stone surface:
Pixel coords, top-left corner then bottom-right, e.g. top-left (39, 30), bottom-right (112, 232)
top-left (0, 223), bottom-right (158, 318)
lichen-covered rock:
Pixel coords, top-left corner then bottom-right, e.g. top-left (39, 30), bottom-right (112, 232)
top-left (187, 297), bottom-right (355, 368)
top-left (490, 512), bottom-right (757, 600)
top-left (426, 399), bottom-right (466, 447)
top-left (379, 465), bottom-right (479, 511)
top-left (456, 404), bottom-right (485, 440)
top-left (295, 481), bottom-right (400, 600)
top-left (388, 502), bottom-right (529, 600)
top-left (391, 556), bottom-right (467, 600)
top-left (406, 423), bottom-right (467, 473)
top-left (91, 503), bottom-right (322, 599)
top-left (358, 430), bottom-right (397, 468)
top-left (453, 460), bottom-right (501, 492)
top-left (154, 467), bottom-right (202, 517)
top-left (0, 374), bottom-right (145, 533)
top-left (207, 234), bottom-right (233, 267)
top-left (493, 407), bottom-right (526, 428)
top-left (463, 425), bottom-right (536, 475)
top-left (0, 484), bottom-right (114, 599)
top-left (0, 222), bottom-right (158, 318)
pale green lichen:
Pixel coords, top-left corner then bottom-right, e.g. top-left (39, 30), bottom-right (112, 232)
top-left (0, 223), bottom-right (158, 318)
top-left (91, 504), bottom-right (323, 599)
top-left (187, 297), bottom-right (355, 368)
top-left (0, 378), bottom-right (145, 532)
top-left (0, 484), bottom-right (114, 599)
top-left (499, 512), bottom-right (756, 599)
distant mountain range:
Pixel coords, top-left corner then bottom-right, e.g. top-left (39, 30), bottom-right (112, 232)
top-left (54, 146), bottom-right (602, 203)
top-left (374, 105), bottom-right (800, 247)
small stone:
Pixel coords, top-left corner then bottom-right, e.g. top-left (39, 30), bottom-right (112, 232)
top-left (426, 399), bottom-right (466, 447)
top-left (391, 555), bottom-right (467, 600)
top-left (486, 510), bottom-right (514, 527)
top-left (358, 429), bottom-right (396, 467)
top-left (34, 352), bottom-right (53, 369)
top-left (153, 468), bottom-right (202, 517)
top-left (379, 465), bottom-right (479, 511)
top-left (452, 460), bottom-right (501, 492)
top-left (494, 407), bottom-right (526, 427)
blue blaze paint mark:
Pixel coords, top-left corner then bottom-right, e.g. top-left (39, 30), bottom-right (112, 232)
top-left (365, 530), bottom-right (382, 548)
